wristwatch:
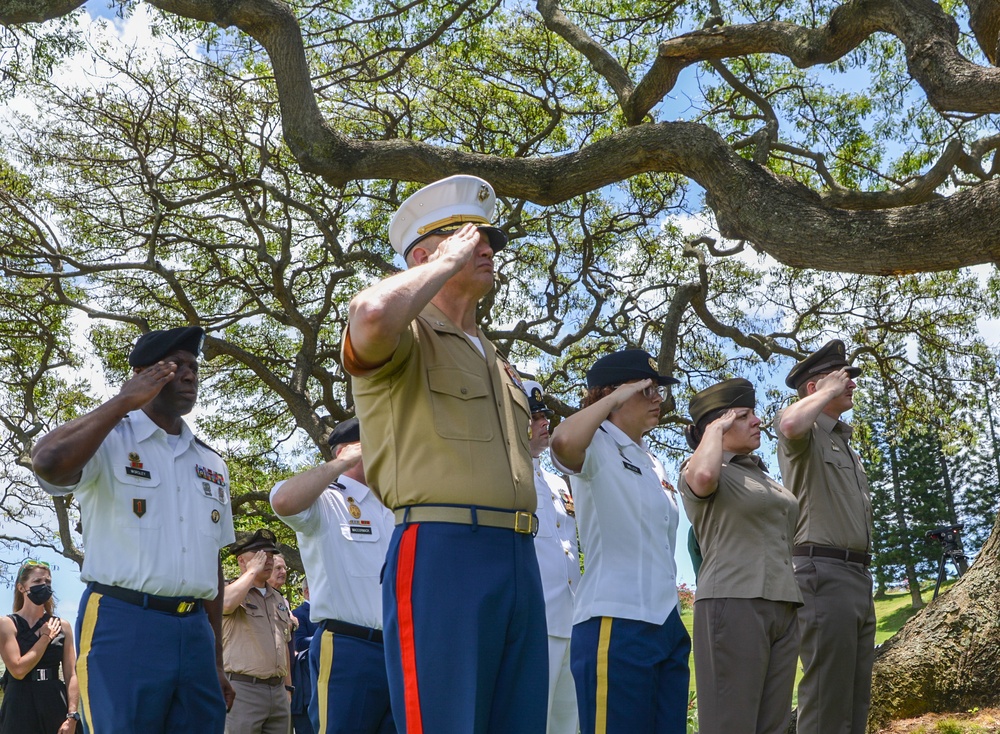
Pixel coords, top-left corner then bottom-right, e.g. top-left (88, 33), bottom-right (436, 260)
top-left (67, 712), bottom-right (81, 722)
top-left (284, 685), bottom-right (295, 693)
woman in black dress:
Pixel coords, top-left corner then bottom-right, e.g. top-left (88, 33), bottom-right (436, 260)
top-left (0, 560), bottom-right (79, 734)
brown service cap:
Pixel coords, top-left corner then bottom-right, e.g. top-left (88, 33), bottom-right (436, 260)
top-left (231, 528), bottom-right (279, 556)
top-left (784, 339), bottom-right (861, 389)
top-left (688, 378), bottom-right (756, 426)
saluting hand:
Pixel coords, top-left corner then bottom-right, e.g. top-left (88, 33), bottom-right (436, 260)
top-left (814, 368), bottom-right (852, 398)
top-left (608, 379), bottom-right (653, 410)
top-left (425, 223), bottom-right (482, 271)
top-left (707, 408), bottom-right (739, 435)
top-left (117, 361), bottom-right (178, 410)
top-left (246, 550), bottom-right (270, 577)
top-left (335, 442), bottom-right (363, 469)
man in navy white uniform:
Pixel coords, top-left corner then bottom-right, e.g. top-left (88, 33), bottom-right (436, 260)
top-left (270, 417), bottom-right (396, 734)
top-left (523, 379), bottom-right (580, 734)
top-left (31, 326), bottom-right (235, 734)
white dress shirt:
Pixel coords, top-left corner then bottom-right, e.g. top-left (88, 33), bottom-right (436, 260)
top-left (271, 475), bottom-right (393, 629)
top-left (532, 458), bottom-right (580, 638)
top-left (37, 410), bottom-right (235, 599)
top-left (554, 420), bottom-right (680, 626)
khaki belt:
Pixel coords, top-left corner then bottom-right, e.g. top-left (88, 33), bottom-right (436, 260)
top-left (793, 544), bottom-right (872, 567)
top-left (394, 505), bottom-right (538, 535)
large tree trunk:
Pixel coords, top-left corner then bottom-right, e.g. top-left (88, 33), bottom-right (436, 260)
top-left (867, 513), bottom-right (1000, 731)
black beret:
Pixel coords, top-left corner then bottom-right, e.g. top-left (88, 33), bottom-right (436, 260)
top-left (128, 327), bottom-right (205, 367)
top-left (521, 379), bottom-right (552, 415)
top-left (785, 339), bottom-right (862, 389)
top-left (231, 528), bottom-right (278, 556)
top-left (586, 349), bottom-right (680, 389)
top-left (688, 378), bottom-right (757, 426)
top-left (327, 417), bottom-right (360, 447)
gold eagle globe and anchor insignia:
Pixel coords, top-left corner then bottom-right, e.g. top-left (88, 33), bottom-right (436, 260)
top-left (648, 356), bottom-right (658, 372)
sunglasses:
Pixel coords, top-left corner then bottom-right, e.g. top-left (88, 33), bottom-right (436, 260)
top-left (21, 559), bottom-right (50, 570)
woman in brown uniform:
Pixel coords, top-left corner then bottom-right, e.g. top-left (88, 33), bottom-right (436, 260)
top-left (0, 560), bottom-right (79, 734)
top-left (678, 379), bottom-right (801, 734)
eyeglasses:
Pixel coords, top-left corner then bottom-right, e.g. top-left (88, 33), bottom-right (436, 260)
top-left (613, 384), bottom-right (665, 399)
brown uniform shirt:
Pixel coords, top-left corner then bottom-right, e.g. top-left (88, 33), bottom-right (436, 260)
top-left (775, 410), bottom-right (872, 552)
top-left (342, 303), bottom-right (535, 512)
top-left (222, 586), bottom-right (292, 679)
top-left (679, 452), bottom-right (801, 604)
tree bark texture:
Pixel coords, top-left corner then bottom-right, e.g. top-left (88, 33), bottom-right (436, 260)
top-left (868, 513), bottom-right (1000, 730)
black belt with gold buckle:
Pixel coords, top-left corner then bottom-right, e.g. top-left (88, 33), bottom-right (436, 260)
top-left (90, 582), bottom-right (203, 616)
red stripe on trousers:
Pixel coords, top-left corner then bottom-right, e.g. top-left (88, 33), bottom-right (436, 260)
top-left (397, 524), bottom-right (423, 734)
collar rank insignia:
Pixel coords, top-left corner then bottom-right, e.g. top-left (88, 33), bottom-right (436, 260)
top-left (132, 498), bottom-right (147, 518)
top-left (128, 451), bottom-right (143, 469)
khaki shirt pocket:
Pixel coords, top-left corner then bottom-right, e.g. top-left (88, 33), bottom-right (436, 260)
top-left (427, 367), bottom-right (494, 441)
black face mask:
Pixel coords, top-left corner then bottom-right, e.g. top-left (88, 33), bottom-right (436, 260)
top-left (26, 583), bottom-right (53, 606)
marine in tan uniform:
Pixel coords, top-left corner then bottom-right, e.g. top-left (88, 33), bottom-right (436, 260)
top-left (679, 379), bottom-right (801, 734)
top-left (342, 175), bottom-right (547, 733)
top-left (222, 529), bottom-right (293, 734)
top-left (775, 340), bottom-right (875, 734)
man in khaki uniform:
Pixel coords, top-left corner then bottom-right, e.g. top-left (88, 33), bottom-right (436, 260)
top-left (222, 529), bottom-right (293, 734)
top-left (775, 340), bottom-right (875, 734)
top-left (342, 175), bottom-right (547, 733)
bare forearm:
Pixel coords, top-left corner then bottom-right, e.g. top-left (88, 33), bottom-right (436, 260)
top-left (31, 394), bottom-right (135, 485)
top-left (271, 461), bottom-right (344, 517)
top-left (550, 394), bottom-right (618, 473)
top-left (684, 426), bottom-right (725, 498)
top-left (778, 392), bottom-right (831, 439)
top-left (221, 571), bottom-right (256, 615)
top-left (347, 259), bottom-right (458, 368)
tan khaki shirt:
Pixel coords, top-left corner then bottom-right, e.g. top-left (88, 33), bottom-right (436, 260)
top-left (222, 586), bottom-right (291, 679)
top-left (679, 452), bottom-right (801, 604)
top-left (775, 410), bottom-right (872, 552)
top-left (343, 303), bottom-right (535, 512)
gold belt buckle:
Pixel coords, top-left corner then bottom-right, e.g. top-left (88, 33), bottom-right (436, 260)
top-left (177, 601), bottom-right (195, 614)
top-left (513, 511), bottom-right (534, 534)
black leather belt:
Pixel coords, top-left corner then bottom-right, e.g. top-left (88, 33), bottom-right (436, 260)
top-left (90, 582), bottom-right (203, 616)
top-left (228, 672), bottom-right (283, 686)
top-left (322, 618), bottom-right (383, 644)
top-left (793, 544), bottom-right (872, 567)
top-left (29, 666), bottom-right (59, 682)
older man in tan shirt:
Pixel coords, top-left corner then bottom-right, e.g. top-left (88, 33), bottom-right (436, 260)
top-left (342, 175), bottom-right (546, 733)
top-left (222, 529), bottom-right (294, 734)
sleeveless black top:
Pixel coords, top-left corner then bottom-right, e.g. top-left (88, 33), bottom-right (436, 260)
top-left (0, 613), bottom-right (68, 734)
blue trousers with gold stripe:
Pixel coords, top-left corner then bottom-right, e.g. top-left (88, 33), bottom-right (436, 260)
top-left (75, 587), bottom-right (226, 734)
top-left (571, 610), bottom-right (690, 734)
top-left (308, 627), bottom-right (394, 733)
